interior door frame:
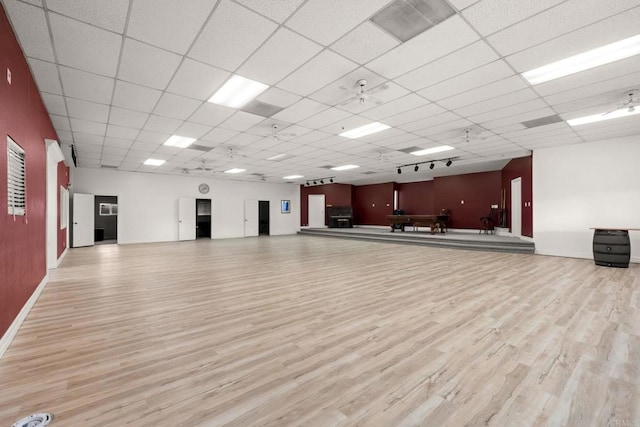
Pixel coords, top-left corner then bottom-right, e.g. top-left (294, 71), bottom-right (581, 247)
top-left (72, 193), bottom-right (95, 247)
top-left (244, 199), bottom-right (259, 237)
top-left (511, 177), bottom-right (522, 238)
top-left (178, 197), bottom-right (196, 241)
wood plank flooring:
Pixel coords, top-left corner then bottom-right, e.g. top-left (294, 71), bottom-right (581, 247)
top-left (0, 235), bottom-right (638, 426)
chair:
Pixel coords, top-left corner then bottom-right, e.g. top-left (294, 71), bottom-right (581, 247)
top-left (480, 208), bottom-right (497, 234)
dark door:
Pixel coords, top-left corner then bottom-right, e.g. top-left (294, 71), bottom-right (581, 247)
top-left (258, 201), bottom-right (269, 236)
top-left (196, 199), bottom-right (212, 238)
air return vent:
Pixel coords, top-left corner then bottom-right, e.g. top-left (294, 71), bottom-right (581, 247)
top-left (371, 0), bottom-right (456, 42)
top-left (241, 100), bottom-right (284, 117)
top-left (100, 164), bottom-right (118, 169)
top-left (521, 115), bottom-right (563, 128)
top-left (189, 144), bottom-right (212, 152)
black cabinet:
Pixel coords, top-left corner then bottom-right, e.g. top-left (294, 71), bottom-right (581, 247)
top-left (593, 229), bottom-right (630, 268)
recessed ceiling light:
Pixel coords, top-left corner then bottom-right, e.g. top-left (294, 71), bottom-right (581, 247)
top-left (283, 175), bottom-right (303, 179)
top-left (567, 108), bottom-right (640, 126)
top-left (143, 158), bottom-right (165, 166)
top-left (267, 153), bottom-right (287, 160)
top-left (339, 122), bottom-right (390, 139)
top-left (331, 164), bottom-right (360, 171)
top-left (410, 145), bottom-right (454, 156)
top-left (224, 168), bottom-right (246, 174)
top-left (208, 75), bottom-right (269, 108)
top-left (164, 135), bottom-right (196, 148)
top-left (522, 34), bottom-right (640, 85)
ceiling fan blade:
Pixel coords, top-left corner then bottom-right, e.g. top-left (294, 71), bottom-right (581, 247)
top-left (368, 83), bottom-right (390, 95)
top-left (339, 94), bottom-right (360, 106)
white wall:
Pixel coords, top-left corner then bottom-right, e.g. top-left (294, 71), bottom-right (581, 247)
top-left (72, 168), bottom-right (300, 243)
top-left (534, 136), bottom-right (640, 262)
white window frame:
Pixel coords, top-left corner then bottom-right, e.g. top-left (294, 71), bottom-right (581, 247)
top-left (7, 136), bottom-right (26, 216)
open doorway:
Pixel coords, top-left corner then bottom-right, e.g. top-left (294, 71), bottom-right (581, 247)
top-left (95, 195), bottom-right (118, 245)
top-left (196, 199), bottom-right (212, 239)
top-left (259, 200), bottom-right (270, 236)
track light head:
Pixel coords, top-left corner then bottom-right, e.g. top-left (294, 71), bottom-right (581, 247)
top-left (320, 179), bottom-right (324, 184)
top-left (397, 168), bottom-right (402, 174)
top-left (414, 164), bottom-right (419, 172)
top-left (313, 180), bottom-right (317, 185)
top-left (330, 178), bottom-right (334, 183)
top-left (446, 159), bottom-right (452, 167)
top-left (429, 162), bottom-right (435, 170)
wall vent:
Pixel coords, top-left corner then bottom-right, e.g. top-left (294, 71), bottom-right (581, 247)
top-left (241, 100), bottom-right (284, 117)
top-left (370, 0), bottom-right (456, 42)
top-left (521, 115), bottom-right (563, 128)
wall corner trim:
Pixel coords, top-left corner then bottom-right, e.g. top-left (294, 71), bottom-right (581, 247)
top-left (0, 275), bottom-right (49, 360)
top-left (56, 247), bottom-right (68, 267)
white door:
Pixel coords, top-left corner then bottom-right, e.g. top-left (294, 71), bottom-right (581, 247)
top-left (73, 193), bottom-right (94, 247)
top-left (178, 197), bottom-right (196, 241)
top-left (511, 177), bottom-right (522, 238)
top-left (244, 199), bottom-right (259, 237)
top-left (308, 194), bottom-right (325, 228)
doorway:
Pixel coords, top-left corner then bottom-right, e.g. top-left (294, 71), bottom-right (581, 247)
top-left (308, 194), bottom-right (325, 228)
top-left (511, 177), bottom-right (522, 238)
top-left (259, 200), bottom-right (270, 236)
top-left (95, 195), bottom-right (118, 244)
top-left (196, 199), bottom-right (212, 239)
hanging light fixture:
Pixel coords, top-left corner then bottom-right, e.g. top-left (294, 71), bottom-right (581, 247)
top-left (446, 159), bottom-right (452, 167)
top-left (397, 168), bottom-right (402, 174)
top-left (414, 164), bottom-right (419, 172)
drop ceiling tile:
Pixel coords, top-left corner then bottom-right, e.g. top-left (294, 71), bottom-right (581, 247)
top-left (109, 107), bottom-right (149, 129)
top-left (59, 67), bottom-right (114, 104)
top-left (189, 1), bottom-right (278, 71)
top-left (234, 0), bottom-right (305, 23)
top-left (66, 98), bottom-right (110, 122)
top-left (73, 132), bottom-right (104, 146)
top-left (127, 0), bottom-right (215, 54)
top-left (506, 6), bottom-right (640, 73)
top-left (153, 93), bottom-right (202, 120)
top-left (118, 38), bottom-right (182, 90)
top-left (106, 124), bottom-right (141, 140)
top-left (166, 59), bottom-right (230, 101)
top-left (238, 28), bottom-right (323, 85)
top-left (437, 75), bottom-right (528, 110)
top-left (218, 111), bottom-right (265, 132)
top-left (544, 71), bottom-right (640, 108)
top-left (104, 137), bottom-right (134, 148)
top-left (101, 146), bottom-right (129, 156)
top-left (41, 93), bottom-right (67, 116)
top-left (320, 115), bottom-right (374, 135)
top-left (130, 141), bottom-right (160, 152)
top-left (49, 13), bottom-right (121, 77)
top-left (3, 0), bottom-right (54, 60)
top-left (448, 0), bottom-right (481, 10)
top-left (272, 98), bottom-right (329, 123)
top-left (256, 87), bottom-right (302, 109)
top-left (70, 118), bottom-right (107, 136)
top-left (175, 122), bottom-right (213, 139)
top-left (462, 0), bottom-right (564, 36)
top-left (189, 103), bottom-right (236, 127)
top-left (331, 21), bottom-right (400, 64)
top-left (486, 0), bottom-right (640, 56)
top-left (112, 80), bottom-right (162, 113)
top-left (480, 107), bottom-right (556, 129)
top-left (396, 40), bottom-right (499, 91)
top-left (277, 50), bottom-right (358, 96)
top-left (46, 0), bottom-right (129, 33)
top-left (417, 60), bottom-right (514, 101)
top-left (27, 58), bottom-right (63, 94)
top-left (298, 108), bottom-right (353, 130)
top-left (453, 89), bottom-right (540, 118)
top-left (286, 0), bottom-right (391, 46)
top-left (137, 130), bottom-right (171, 144)
top-left (366, 15), bottom-right (479, 79)
top-left (468, 98), bottom-right (548, 124)
top-left (226, 132), bottom-right (262, 147)
top-left (412, 118), bottom-right (475, 138)
top-left (384, 103), bottom-right (447, 127)
top-left (360, 93), bottom-right (430, 121)
top-left (143, 115), bottom-right (183, 134)
top-left (50, 114), bottom-right (71, 131)
top-left (397, 111), bottom-right (462, 133)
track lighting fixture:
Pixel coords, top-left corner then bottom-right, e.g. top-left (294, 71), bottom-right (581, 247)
top-left (414, 164), bottom-right (419, 172)
top-left (397, 168), bottom-right (402, 174)
top-left (320, 179), bottom-right (324, 184)
top-left (306, 176), bottom-right (335, 186)
top-left (313, 180), bottom-right (317, 184)
top-left (429, 162), bottom-right (435, 170)
top-left (396, 157), bottom-right (459, 174)
top-left (330, 178), bottom-right (334, 183)
top-left (446, 159), bottom-right (452, 167)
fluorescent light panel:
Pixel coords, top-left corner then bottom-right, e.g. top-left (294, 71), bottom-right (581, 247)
top-left (164, 135), bottom-right (196, 148)
top-left (208, 75), bottom-right (269, 108)
top-left (523, 34), bottom-right (640, 85)
top-left (283, 175), bottom-right (303, 179)
top-left (339, 122), bottom-right (390, 139)
top-left (267, 153), bottom-right (287, 160)
top-left (410, 145), bottom-right (454, 156)
top-left (224, 168), bottom-right (246, 174)
top-left (143, 158), bottom-right (165, 166)
top-left (567, 107), bottom-right (640, 126)
top-left (331, 164), bottom-right (359, 171)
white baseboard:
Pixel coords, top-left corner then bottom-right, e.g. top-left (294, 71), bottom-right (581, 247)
top-left (56, 247), bottom-right (68, 267)
top-left (0, 275), bottom-right (49, 360)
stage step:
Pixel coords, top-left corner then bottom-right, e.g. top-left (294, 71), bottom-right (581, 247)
top-left (298, 228), bottom-right (535, 254)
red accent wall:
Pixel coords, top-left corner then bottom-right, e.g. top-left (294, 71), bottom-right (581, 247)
top-left (57, 161), bottom-right (69, 257)
top-left (1, 4), bottom-right (58, 338)
top-left (397, 181), bottom-right (434, 214)
top-left (352, 183), bottom-right (395, 225)
top-left (501, 156), bottom-right (533, 237)
top-left (433, 171), bottom-right (502, 229)
top-left (300, 183), bottom-right (353, 226)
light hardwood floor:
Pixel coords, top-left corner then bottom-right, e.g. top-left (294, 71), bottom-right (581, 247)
top-left (0, 236), bottom-right (638, 426)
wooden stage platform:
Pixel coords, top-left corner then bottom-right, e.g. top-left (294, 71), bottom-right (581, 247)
top-left (298, 226), bottom-right (535, 254)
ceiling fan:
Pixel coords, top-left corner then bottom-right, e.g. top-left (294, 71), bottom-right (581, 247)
top-left (603, 89), bottom-right (638, 115)
top-left (269, 123), bottom-right (296, 141)
top-left (182, 160), bottom-right (214, 174)
top-left (460, 128), bottom-right (487, 143)
top-left (339, 79), bottom-right (389, 107)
